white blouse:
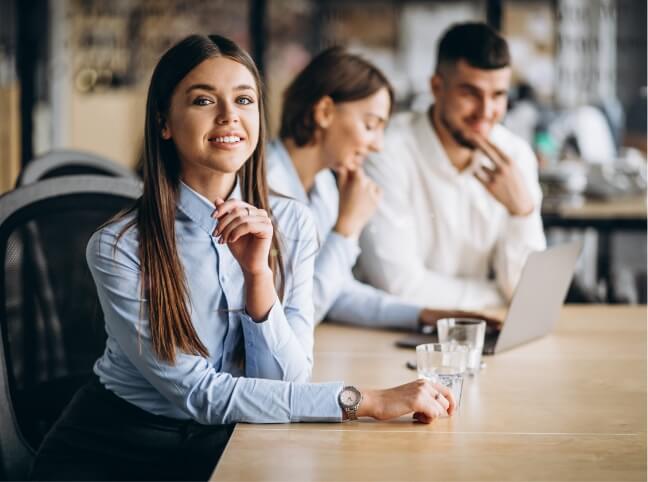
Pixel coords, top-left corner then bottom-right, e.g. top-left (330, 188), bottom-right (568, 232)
top-left (358, 110), bottom-right (547, 310)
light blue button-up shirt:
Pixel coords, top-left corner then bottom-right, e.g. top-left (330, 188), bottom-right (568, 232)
top-left (267, 139), bottom-right (422, 329)
top-left (89, 180), bottom-right (343, 424)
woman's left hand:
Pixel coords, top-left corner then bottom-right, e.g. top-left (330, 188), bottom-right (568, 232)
top-left (213, 198), bottom-right (273, 276)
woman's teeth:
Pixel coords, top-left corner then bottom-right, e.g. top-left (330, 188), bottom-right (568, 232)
top-left (211, 136), bottom-right (241, 143)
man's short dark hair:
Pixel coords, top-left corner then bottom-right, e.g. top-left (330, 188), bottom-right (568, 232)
top-left (436, 22), bottom-right (510, 72)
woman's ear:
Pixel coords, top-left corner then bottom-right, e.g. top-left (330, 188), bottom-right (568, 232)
top-left (158, 114), bottom-right (172, 140)
top-left (312, 96), bottom-right (335, 129)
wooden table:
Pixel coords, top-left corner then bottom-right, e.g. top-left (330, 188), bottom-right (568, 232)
top-left (542, 194), bottom-right (647, 229)
top-left (212, 306), bottom-right (646, 481)
top-left (542, 195), bottom-right (646, 302)
top-left (543, 194), bottom-right (646, 222)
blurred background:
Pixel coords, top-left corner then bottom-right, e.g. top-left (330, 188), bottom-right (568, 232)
top-left (0, 0), bottom-right (646, 304)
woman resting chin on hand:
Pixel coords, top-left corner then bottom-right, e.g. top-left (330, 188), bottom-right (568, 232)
top-left (31, 35), bottom-right (454, 482)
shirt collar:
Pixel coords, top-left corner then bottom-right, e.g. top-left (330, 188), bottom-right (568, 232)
top-left (177, 179), bottom-right (242, 235)
top-left (267, 139), bottom-right (310, 204)
top-left (415, 111), bottom-right (473, 177)
top-left (415, 108), bottom-right (482, 178)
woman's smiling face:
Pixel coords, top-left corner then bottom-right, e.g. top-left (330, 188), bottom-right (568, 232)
top-left (161, 56), bottom-right (260, 177)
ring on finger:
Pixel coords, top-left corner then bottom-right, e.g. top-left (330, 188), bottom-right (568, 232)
top-left (246, 207), bottom-right (251, 217)
top-left (433, 392), bottom-right (441, 400)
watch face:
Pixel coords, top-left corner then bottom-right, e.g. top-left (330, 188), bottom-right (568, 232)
top-left (340, 387), bottom-right (361, 408)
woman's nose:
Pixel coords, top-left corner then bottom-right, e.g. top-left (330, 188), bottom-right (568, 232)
top-left (215, 101), bottom-right (238, 124)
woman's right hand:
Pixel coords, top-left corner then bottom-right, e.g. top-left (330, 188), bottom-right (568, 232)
top-left (334, 168), bottom-right (382, 238)
top-left (356, 379), bottom-right (456, 424)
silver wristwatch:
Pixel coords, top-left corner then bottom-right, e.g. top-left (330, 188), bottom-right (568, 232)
top-left (338, 385), bottom-right (362, 421)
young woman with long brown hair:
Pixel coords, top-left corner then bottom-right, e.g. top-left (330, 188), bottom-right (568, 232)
top-left (31, 35), bottom-right (455, 481)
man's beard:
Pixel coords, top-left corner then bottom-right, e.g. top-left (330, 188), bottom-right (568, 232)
top-left (439, 108), bottom-right (477, 150)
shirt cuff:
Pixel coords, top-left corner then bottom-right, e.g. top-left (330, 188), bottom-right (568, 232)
top-left (240, 300), bottom-right (290, 352)
top-left (506, 211), bottom-right (544, 241)
top-left (290, 381), bottom-right (344, 422)
top-left (327, 231), bottom-right (361, 267)
top-left (378, 299), bottom-right (422, 331)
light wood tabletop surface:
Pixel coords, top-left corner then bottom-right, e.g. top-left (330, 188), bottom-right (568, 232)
top-left (211, 305), bottom-right (646, 481)
top-left (543, 194), bottom-right (646, 220)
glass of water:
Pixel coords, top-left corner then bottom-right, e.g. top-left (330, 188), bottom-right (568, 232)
top-left (436, 318), bottom-right (486, 375)
top-left (415, 343), bottom-right (469, 412)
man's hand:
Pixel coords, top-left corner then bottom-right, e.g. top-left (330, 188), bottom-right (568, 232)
top-left (468, 133), bottom-right (535, 216)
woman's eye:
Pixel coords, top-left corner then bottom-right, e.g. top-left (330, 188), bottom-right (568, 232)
top-left (237, 96), bottom-right (254, 105)
top-left (193, 97), bottom-right (213, 106)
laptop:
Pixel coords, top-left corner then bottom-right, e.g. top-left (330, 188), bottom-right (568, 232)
top-left (395, 240), bottom-right (583, 355)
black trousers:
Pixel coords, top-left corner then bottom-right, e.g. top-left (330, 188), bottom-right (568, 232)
top-left (30, 377), bottom-right (234, 481)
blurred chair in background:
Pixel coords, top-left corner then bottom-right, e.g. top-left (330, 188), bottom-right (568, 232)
top-left (596, 97), bottom-right (625, 152)
top-left (17, 149), bottom-right (137, 186)
top-left (569, 105), bottom-right (618, 163)
top-left (0, 175), bottom-right (141, 480)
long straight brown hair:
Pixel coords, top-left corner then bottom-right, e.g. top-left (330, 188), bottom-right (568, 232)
top-left (125, 34), bottom-right (283, 363)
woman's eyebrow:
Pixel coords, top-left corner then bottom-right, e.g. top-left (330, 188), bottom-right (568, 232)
top-left (366, 112), bottom-right (387, 123)
top-left (185, 83), bottom-right (216, 94)
top-left (233, 84), bottom-right (256, 92)
top-left (185, 83), bottom-right (256, 94)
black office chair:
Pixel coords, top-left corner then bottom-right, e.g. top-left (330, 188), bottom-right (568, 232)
top-left (0, 175), bottom-right (141, 480)
top-left (17, 149), bottom-right (138, 186)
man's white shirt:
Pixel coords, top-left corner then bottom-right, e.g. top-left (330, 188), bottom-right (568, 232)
top-left (357, 110), bottom-right (546, 310)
